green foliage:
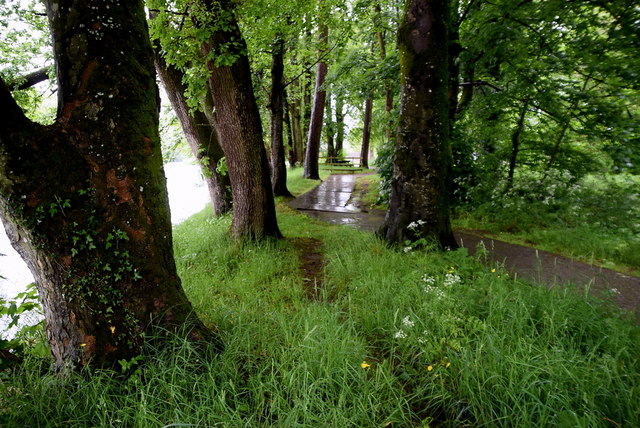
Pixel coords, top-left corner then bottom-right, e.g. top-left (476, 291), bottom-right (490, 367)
top-left (0, 0), bottom-right (55, 123)
top-left (1, 283), bottom-right (48, 368)
top-left (159, 103), bottom-right (191, 162)
top-left (374, 139), bottom-right (394, 204)
top-left (457, 169), bottom-right (640, 271)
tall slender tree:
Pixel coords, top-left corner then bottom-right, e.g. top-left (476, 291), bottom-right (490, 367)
top-left (360, 97), bottom-right (373, 168)
top-left (0, 0), bottom-right (207, 369)
top-left (303, 3), bottom-right (329, 180)
top-left (380, 0), bottom-right (457, 249)
top-left (152, 39), bottom-right (232, 215)
top-left (269, 37), bottom-right (293, 197)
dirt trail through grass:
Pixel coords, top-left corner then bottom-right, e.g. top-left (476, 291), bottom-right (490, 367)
top-left (291, 237), bottom-right (326, 301)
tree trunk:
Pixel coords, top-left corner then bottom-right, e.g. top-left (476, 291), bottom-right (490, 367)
top-left (335, 95), bottom-right (345, 156)
top-left (360, 97), bottom-right (373, 168)
top-left (269, 38), bottom-right (293, 197)
top-left (380, 0), bottom-right (457, 250)
top-left (325, 93), bottom-right (336, 162)
top-left (202, 0), bottom-right (281, 239)
top-left (303, 21), bottom-right (329, 180)
top-left (287, 92), bottom-right (304, 167)
top-left (283, 91), bottom-right (296, 168)
top-left (374, 1), bottom-right (394, 142)
top-left (0, 0), bottom-right (207, 369)
top-left (507, 99), bottom-right (530, 185)
top-left (152, 40), bottom-right (232, 216)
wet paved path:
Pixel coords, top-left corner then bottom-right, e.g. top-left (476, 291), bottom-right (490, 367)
top-left (290, 174), bottom-right (640, 318)
top-left (289, 174), bottom-right (385, 231)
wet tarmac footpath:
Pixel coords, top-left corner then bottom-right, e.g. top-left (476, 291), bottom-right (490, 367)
top-left (290, 174), bottom-right (640, 318)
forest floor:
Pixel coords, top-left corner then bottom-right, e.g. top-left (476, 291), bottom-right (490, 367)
top-left (290, 173), bottom-right (640, 320)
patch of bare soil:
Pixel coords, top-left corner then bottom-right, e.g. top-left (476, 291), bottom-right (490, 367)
top-left (290, 237), bottom-right (325, 301)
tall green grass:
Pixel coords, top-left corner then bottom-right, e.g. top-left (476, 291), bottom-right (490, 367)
top-left (2, 184), bottom-right (639, 426)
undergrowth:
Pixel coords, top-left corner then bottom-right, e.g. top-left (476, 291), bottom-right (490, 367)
top-left (455, 170), bottom-right (640, 274)
top-left (2, 195), bottom-right (639, 426)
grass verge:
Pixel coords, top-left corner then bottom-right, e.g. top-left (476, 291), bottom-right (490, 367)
top-left (2, 196), bottom-right (639, 427)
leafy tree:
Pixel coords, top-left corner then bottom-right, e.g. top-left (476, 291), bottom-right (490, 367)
top-left (268, 37), bottom-right (293, 196)
top-left (304, 0), bottom-right (331, 180)
top-left (450, 0), bottom-right (640, 203)
top-left (150, 0), bottom-right (281, 239)
top-left (152, 24), bottom-right (233, 216)
top-left (0, 0), bottom-right (207, 369)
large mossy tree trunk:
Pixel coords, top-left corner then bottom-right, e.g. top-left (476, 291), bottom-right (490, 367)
top-left (153, 43), bottom-right (232, 216)
top-left (380, 0), bottom-right (457, 250)
top-left (303, 21), bottom-right (329, 180)
top-left (269, 38), bottom-right (293, 197)
top-left (0, 0), bottom-right (207, 369)
top-left (202, 0), bottom-right (281, 239)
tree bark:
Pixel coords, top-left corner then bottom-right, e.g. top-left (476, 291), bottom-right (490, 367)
top-left (380, 0), bottom-right (457, 250)
top-left (360, 97), bottom-right (373, 168)
top-left (283, 91), bottom-right (296, 168)
top-left (0, 0), bottom-right (207, 369)
top-left (287, 91), bottom-right (304, 167)
top-left (269, 38), bottom-right (293, 197)
top-left (324, 92), bottom-right (336, 162)
top-left (335, 95), bottom-right (345, 156)
top-left (303, 20), bottom-right (329, 180)
top-left (152, 40), bottom-right (232, 216)
top-left (201, 0), bottom-right (281, 239)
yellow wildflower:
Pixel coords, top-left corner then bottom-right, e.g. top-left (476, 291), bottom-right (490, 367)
top-left (427, 365), bottom-right (433, 371)
top-left (361, 361), bottom-right (371, 369)
top-left (491, 268), bottom-right (496, 273)
top-left (445, 362), bottom-right (451, 368)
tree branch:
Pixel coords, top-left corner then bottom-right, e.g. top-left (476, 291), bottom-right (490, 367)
top-left (283, 40), bottom-right (339, 89)
top-left (7, 66), bottom-right (51, 90)
top-left (460, 80), bottom-right (503, 92)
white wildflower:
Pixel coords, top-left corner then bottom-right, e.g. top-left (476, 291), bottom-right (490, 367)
top-left (402, 316), bottom-right (415, 328)
top-left (403, 246), bottom-right (412, 253)
top-left (394, 330), bottom-right (407, 339)
top-left (443, 273), bottom-right (461, 287)
top-left (422, 274), bottom-right (436, 285)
